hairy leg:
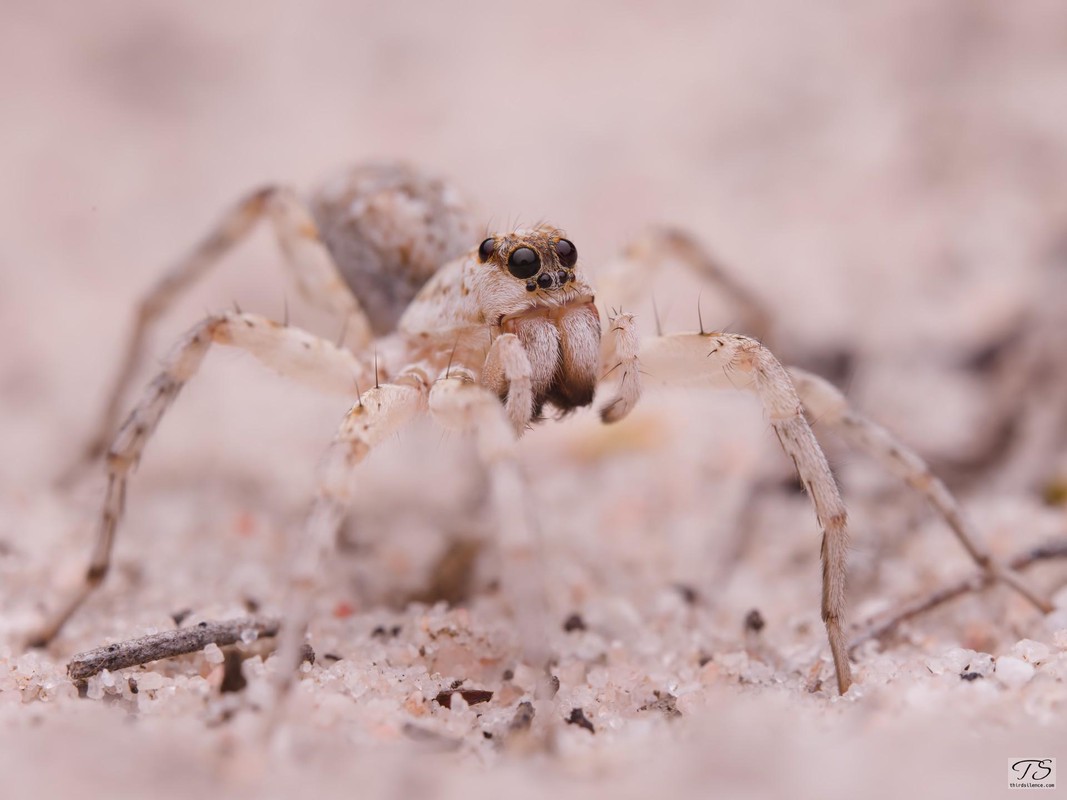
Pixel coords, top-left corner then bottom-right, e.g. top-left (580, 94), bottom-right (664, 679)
top-left (270, 370), bottom-right (549, 724)
top-left (66, 187), bottom-right (373, 478)
top-left (428, 374), bottom-right (548, 665)
top-left (598, 310), bottom-right (642, 423)
top-left (479, 333), bottom-right (534, 434)
top-left (637, 331), bottom-right (852, 694)
top-left (30, 311), bottom-right (367, 647)
top-left (271, 374), bottom-right (428, 704)
top-left (789, 368), bottom-right (1050, 613)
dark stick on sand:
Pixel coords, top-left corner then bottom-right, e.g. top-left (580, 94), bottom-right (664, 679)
top-left (67, 616), bottom-right (287, 681)
top-left (850, 539), bottom-right (1067, 653)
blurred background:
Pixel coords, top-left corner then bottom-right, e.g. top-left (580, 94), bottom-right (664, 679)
top-left (2, 0), bottom-right (1066, 482)
top-left (1, 1), bottom-right (1066, 797)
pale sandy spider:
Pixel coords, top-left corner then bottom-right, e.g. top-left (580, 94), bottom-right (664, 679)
top-left (32, 161), bottom-right (1049, 698)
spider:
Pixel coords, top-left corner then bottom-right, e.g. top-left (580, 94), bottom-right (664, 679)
top-left (31, 161), bottom-right (1049, 698)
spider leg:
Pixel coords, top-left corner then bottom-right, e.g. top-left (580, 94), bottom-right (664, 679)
top-left (428, 374), bottom-right (548, 665)
top-left (28, 311), bottom-right (368, 647)
top-left (789, 368), bottom-right (1051, 614)
top-left (597, 310), bottom-right (642, 423)
top-left (480, 333), bottom-right (534, 434)
top-left (636, 331), bottom-right (852, 695)
top-left (270, 374), bottom-right (428, 704)
top-left (266, 370), bottom-right (549, 731)
top-left (65, 186), bottom-right (373, 479)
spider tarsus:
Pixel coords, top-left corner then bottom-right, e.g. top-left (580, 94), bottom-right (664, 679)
top-left (599, 399), bottom-right (622, 424)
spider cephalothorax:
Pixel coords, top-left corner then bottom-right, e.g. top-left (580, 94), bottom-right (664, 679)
top-left (467, 226), bottom-right (600, 414)
top-left (396, 224), bottom-right (601, 420)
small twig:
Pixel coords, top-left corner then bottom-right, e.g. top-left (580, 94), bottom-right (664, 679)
top-left (67, 616), bottom-right (281, 680)
top-left (849, 540), bottom-right (1067, 653)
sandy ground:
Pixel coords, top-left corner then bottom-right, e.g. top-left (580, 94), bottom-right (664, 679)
top-left (2, 1), bottom-right (1067, 797)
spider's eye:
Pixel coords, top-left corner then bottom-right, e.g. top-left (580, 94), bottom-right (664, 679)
top-left (477, 238), bottom-right (496, 263)
top-left (555, 238), bottom-right (577, 268)
top-left (507, 247), bottom-right (540, 279)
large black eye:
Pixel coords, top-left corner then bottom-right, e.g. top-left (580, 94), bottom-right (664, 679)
top-left (478, 238), bottom-right (496, 263)
top-left (555, 238), bottom-right (577, 268)
top-left (507, 247), bottom-right (540, 279)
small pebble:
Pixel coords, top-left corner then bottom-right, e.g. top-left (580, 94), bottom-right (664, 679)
top-left (1010, 639), bottom-right (1051, 665)
top-left (137, 672), bottom-right (164, 692)
top-left (995, 656), bottom-right (1035, 689)
top-left (744, 609), bottom-right (765, 633)
top-left (15, 654), bottom-right (39, 677)
top-left (203, 643), bottom-right (225, 665)
top-left (566, 707), bottom-right (595, 734)
top-left (563, 613), bottom-right (586, 633)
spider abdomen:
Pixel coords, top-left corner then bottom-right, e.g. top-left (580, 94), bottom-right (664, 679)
top-left (308, 162), bottom-right (474, 335)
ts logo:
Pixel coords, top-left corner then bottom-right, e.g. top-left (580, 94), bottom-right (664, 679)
top-left (1011, 759), bottom-right (1055, 782)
